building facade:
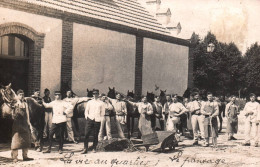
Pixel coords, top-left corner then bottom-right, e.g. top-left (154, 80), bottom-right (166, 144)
top-left (0, 0), bottom-right (193, 98)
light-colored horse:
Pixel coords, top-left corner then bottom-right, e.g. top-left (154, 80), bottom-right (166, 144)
top-left (0, 83), bottom-right (17, 142)
top-left (0, 84), bottom-right (45, 151)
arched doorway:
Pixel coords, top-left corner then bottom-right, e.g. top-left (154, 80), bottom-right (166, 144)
top-left (0, 35), bottom-right (30, 95)
top-left (0, 22), bottom-right (45, 96)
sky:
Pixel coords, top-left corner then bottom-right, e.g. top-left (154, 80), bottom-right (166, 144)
top-left (139, 0), bottom-right (260, 54)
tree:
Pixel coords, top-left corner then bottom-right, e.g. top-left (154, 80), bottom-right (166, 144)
top-left (192, 32), bottom-right (244, 96)
top-left (242, 43), bottom-right (260, 96)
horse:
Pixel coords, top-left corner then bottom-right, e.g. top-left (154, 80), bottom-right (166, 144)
top-left (0, 83), bottom-right (16, 142)
top-left (146, 91), bottom-right (155, 103)
top-left (25, 97), bottom-right (45, 151)
top-left (126, 90), bottom-right (140, 138)
top-left (159, 89), bottom-right (167, 106)
top-left (87, 89), bottom-right (94, 97)
top-left (107, 87), bottom-right (116, 99)
top-left (0, 84), bottom-right (45, 151)
top-left (71, 89), bottom-right (94, 137)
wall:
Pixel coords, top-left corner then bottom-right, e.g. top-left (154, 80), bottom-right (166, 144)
top-left (143, 38), bottom-right (189, 96)
top-left (72, 23), bottom-right (136, 96)
top-left (0, 7), bottom-right (62, 98)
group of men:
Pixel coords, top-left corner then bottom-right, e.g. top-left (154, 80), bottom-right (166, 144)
top-left (10, 87), bottom-right (260, 161)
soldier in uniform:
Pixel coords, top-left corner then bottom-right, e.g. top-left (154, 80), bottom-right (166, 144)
top-left (43, 88), bottom-right (52, 139)
top-left (152, 96), bottom-right (164, 130)
top-left (201, 92), bottom-right (219, 147)
top-left (225, 95), bottom-right (239, 141)
top-left (190, 92), bottom-right (205, 145)
top-left (11, 89), bottom-right (34, 162)
top-left (42, 91), bottom-right (73, 154)
top-left (242, 93), bottom-right (259, 146)
top-left (63, 90), bottom-right (78, 144)
top-left (31, 89), bottom-right (42, 104)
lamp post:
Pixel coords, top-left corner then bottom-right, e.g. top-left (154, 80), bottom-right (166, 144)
top-left (207, 43), bottom-right (215, 53)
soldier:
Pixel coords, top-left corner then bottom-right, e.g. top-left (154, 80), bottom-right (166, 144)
top-left (81, 89), bottom-right (105, 154)
top-left (201, 92), bottom-right (219, 147)
top-left (42, 91), bottom-right (73, 154)
top-left (31, 89), bottom-right (42, 104)
top-left (166, 94), bottom-right (187, 132)
top-left (108, 93), bottom-right (127, 139)
top-left (163, 94), bottom-right (172, 129)
top-left (242, 93), bottom-right (259, 146)
top-left (225, 95), bottom-right (239, 141)
top-left (63, 90), bottom-right (78, 144)
top-left (11, 89), bottom-right (34, 162)
top-left (190, 92), bottom-right (205, 145)
top-left (152, 96), bottom-right (164, 130)
top-left (43, 88), bottom-right (52, 139)
top-left (127, 96), bottom-right (153, 136)
top-left (98, 93), bottom-right (114, 141)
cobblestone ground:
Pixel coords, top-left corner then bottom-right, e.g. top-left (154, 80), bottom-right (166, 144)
top-left (0, 115), bottom-right (259, 167)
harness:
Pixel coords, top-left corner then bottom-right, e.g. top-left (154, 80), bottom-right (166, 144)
top-left (0, 88), bottom-right (16, 109)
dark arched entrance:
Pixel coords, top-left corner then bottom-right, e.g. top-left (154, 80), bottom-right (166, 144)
top-left (0, 35), bottom-right (31, 95)
top-left (0, 22), bottom-right (45, 95)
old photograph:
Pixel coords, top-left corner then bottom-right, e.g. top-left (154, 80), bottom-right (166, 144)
top-left (0, 0), bottom-right (259, 166)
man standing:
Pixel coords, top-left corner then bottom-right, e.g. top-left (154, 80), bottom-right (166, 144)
top-left (167, 94), bottom-right (187, 132)
top-left (98, 93), bottom-right (114, 141)
top-left (63, 90), bottom-right (78, 144)
top-left (108, 93), bottom-right (127, 139)
top-left (11, 89), bottom-right (34, 162)
top-left (163, 94), bottom-right (172, 129)
top-left (43, 88), bottom-right (52, 139)
top-left (82, 89), bottom-right (105, 154)
top-left (201, 92), bottom-right (219, 147)
top-left (42, 91), bottom-right (73, 154)
top-left (31, 89), bottom-right (42, 104)
top-left (152, 96), bottom-right (164, 130)
top-left (242, 93), bottom-right (259, 146)
top-left (190, 92), bottom-right (205, 145)
top-left (225, 95), bottom-right (239, 141)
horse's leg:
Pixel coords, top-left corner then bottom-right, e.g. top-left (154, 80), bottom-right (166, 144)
top-left (131, 116), bottom-right (135, 137)
top-left (218, 113), bottom-right (223, 133)
top-left (38, 112), bottom-right (45, 152)
top-left (127, 115), bottom-right (131, 139)
top-left (72, 116), bottom-right (80, 141)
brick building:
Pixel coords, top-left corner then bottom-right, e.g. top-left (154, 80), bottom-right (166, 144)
top-left (0, 0), bottom-right (193, 98)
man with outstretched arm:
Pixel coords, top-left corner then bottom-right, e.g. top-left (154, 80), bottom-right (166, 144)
top-left (42, 91), bottom-right (73, 154)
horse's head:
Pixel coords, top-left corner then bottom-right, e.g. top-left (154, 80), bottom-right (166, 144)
top-left (127, 90), bottom-right (134, 98)
top-left (146, 91), bottom-right (155, 103)
top-left (159, 89), bottom-right (166, 97)
top-left (0, 83), bottom-right (17, 118)
top-left (1, 83), bottom-right (16, 102)
top-left (107, 87), bottom-right (116, 99)
top-left (87, 89), bottom-right (93, 97)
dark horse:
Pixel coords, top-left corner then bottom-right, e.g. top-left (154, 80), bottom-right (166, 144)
top-left (72, 89), bottom-right (94, 136)
top-left (159, 89), bottom-right (167, 106)
top-left (146, 91), bottom-right (155, 103)
top-left (0, 84), bottom-right (45, 151)
top-left (126, 90), bottom-right (140, 138)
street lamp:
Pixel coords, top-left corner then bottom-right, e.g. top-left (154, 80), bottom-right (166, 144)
top-left (207, 43), bottom-right (215, 53)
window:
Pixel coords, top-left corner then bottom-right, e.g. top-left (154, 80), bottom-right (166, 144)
top-left (0, 35), bottom-right (29, 58)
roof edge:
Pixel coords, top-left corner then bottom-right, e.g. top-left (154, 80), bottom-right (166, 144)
top-left (0, 0), bottom-right (191, 47)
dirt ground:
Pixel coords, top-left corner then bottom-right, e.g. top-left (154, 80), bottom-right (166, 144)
top-left (0, 114), bottom-right (259, 167)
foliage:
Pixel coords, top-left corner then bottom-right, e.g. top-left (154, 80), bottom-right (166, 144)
top-left (191, 32), bottom-right (258, 97)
